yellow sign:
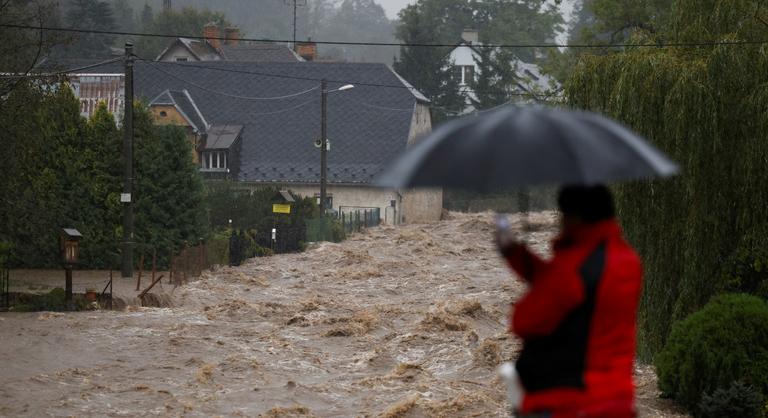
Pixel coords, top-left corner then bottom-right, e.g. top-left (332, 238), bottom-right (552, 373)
top-left (272, 203), bottom-right (291, 214)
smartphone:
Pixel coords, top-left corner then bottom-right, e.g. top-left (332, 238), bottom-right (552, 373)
top-left (495, 214), bottom-right (510, 232)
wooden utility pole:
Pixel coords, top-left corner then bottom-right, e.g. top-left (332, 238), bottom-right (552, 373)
top-left (121, 42), bottom-right (135, 278)
top-left (320, 79), bottom-right (327, 215)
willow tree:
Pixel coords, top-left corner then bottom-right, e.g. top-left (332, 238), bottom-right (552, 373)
top-left (566, 0), bottom-right (768, 359)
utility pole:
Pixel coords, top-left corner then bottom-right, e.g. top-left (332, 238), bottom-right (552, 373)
top-left (121, 42), bottom-right (134, 278)
top-left (293, 0), bottom-right (297, 50)
top-left (319, 78), bottom-right (327, 216)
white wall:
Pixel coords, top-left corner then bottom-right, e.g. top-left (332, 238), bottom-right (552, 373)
top-left (449, 45), bottom-right (479, 68)
top-left (158, 44), bottom-right (199, 62)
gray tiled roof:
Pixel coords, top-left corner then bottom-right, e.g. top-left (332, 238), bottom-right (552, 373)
top-left (149, 89), bottom-right (208, 133)
top-left (205, 124), bottom-right (243, 149)
top-left (76, 61), bottom-right (426, 185)
top-left (219, 44), bottom-right (301, 62)
top-left (177, 38), bottom-right (221, 61)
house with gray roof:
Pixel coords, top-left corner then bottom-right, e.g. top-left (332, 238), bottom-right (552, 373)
top-left (156, 25), bottom-right (303, 63)
top-left (72, 60), bottom-right (440, 224)
top-left (448, 29), bottom-right (561, 114)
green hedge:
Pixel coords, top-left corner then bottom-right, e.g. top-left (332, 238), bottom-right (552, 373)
top-left (656, 294), bottom-right (768, 416)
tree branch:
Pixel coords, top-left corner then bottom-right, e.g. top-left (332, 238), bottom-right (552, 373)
top-left (755, 0), bottom-right (768, 29)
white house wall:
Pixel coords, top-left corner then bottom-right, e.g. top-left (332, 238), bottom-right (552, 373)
top-left (243, 183), bottom-right (403, 224)
top-left (158, 44), bottom-right (199, 62)
top-left (449, 45), bottom-right (480, 68)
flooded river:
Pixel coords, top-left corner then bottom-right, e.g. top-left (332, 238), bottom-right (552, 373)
top-left (0, 212), bottom-right (686, 417)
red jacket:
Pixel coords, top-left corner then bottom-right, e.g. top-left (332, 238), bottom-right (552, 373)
top-left (504, 219), bottom-right (642, 417)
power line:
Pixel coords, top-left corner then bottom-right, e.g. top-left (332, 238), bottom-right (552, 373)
top-left (248, 98), bottom-right (317, 115)
top-left (0, 57), bottom-right (123, 79)
top-left (2, 23), bottom-right (767, 49)
top-left (145, 61), bottom-right (319, 100)
top-left (137, 58), bottom-right (561, 99)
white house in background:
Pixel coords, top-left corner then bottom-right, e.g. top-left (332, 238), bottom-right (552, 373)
top-left (447, 29), bottom-right (560, 114)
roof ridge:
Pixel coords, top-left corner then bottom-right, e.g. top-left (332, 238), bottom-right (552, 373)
top-left (182, 89), bottom-right (210, 130)
top-left (149, 89), bottom-right (175, 105)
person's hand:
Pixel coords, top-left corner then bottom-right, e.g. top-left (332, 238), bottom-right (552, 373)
top-left (495, 224), bottom-right (520, 254)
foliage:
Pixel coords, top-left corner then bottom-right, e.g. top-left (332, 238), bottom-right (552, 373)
top-left (12, 288), bottom-right (67, 312)
top-left (655, 294), bottom-right (768, 416)
top-left (394, 0), bottom-right (563, 119)
top-left (575, 0), bottom-right (671, 44)
top-left (113, 0), bottom-right (136, 32)
top-left (393, 3), bottom-right (465, 121)
top-left (698, 381), bottom-right (764, 418)
top-left (565, 0), bottom-right (768, 358)
top-left (132, 104), bottom-right (208, 265)
top-left (0, 81), bottom-right (207, 269)
top-left (0, 0), bottom-right (61, 97)
top-left (135, 7), bottom-right (230, 59)
top-left (64, 0), bottom-right (118, 58)
top-left (205, 229), bottom-right (230, 266)
top-left (305, 216), bottom-right (346, 243)
top-left (470, 48), bottom-right (531, 110)
top-left (205, 182), bottom-right (318, 253)
top-left (313, 0), bottom-right (397, 64)
top-left (544, 0), bottom-right (673, 83)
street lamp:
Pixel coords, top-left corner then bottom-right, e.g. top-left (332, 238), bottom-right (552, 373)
top-left (320, 80), bottom-right (354, 215)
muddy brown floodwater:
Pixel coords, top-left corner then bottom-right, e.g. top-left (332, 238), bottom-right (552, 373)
top-left (0, 212), bottom-right (688, 417)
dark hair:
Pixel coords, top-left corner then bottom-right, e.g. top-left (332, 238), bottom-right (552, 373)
top-left (557, 184), bottom-right (615, 223)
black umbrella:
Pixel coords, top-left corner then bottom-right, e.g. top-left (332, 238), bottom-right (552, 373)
top-left (375, 106), bottom-right (679, 191)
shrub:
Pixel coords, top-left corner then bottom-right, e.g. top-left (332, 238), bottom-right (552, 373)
top-left (698, 381), bottom-right (763, 418)
top-left (655, 294), bottom-right (768, 416)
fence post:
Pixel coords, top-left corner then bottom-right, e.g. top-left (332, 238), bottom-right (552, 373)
top-left (182, 241), bottom-right (189, 285)
top-left (135, 253), bottom-right (144, 291)
top-left (169, 248), bottom-right (175, 286)
top-left (152, 248), bottom-right (157, 286)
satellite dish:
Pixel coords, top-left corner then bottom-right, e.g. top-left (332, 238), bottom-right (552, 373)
top-left (314, 138), bottom-right (323, 148)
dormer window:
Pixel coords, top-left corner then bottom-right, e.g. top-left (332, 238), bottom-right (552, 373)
top-left (202, 151), bottom-right (227, 171)
top-left (453, 65), bottom-right (475, 85)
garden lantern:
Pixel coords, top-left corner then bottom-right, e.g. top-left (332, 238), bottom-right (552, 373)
top-left (61, 228), bottom-right (82, 266)
top-left (60, 228), bottom-right (82, 309)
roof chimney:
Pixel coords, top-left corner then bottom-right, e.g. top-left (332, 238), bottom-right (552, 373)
top-left (225, 27), bottom-right (240, 46)
top-left (295, 39), bottom-right (317, 61)
top-left (203, 22), bottom-right (221, 49)
top-left (461, 29), bottom-right (479, 44)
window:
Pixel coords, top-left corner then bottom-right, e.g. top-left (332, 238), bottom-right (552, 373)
top-left (202, 151), bottom-right (227, 171)
top-left (159, 111), bottom-right (167, 117)
top-left (454, 65), bottom-right (475, 85)
top-left (452, 66), bottom-right (462, 83)
top-left (175, 57), bottom-right (189, 62)
top-left (463, 66), bottom-right (475, 85)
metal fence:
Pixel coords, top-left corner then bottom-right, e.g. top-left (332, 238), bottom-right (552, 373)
top-left (339, 206), bottom-right (381, 234)
top-left (305, 207), bottom-right (381, 242)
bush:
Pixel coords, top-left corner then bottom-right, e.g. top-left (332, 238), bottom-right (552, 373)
top-left (12, 288), bottom-right (67, 311)
top-left (698, 381), bottom-right (763, 418)
top-left (655, 294), bottom-right (768, 416)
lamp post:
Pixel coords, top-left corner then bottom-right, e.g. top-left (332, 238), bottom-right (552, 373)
top-left (319, 80), bottom-right (354, 215)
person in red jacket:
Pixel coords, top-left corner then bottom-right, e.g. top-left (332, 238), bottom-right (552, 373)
top-left (497, 185), bottom-right (643, 418)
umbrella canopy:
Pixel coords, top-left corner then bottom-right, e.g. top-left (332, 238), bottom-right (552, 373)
top-left (375, 106), bottom-right (679, 191)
